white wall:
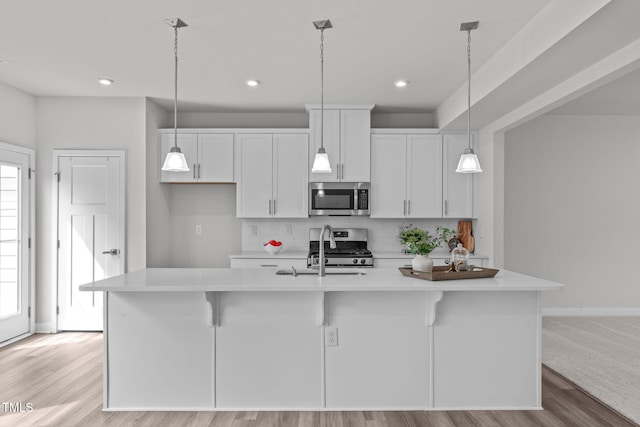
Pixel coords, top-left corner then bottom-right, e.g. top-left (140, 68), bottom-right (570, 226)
top-left (145, 99), bottom-right (172, 267)
top-left (0, 81), bottom-right (36, 149)
top-left (35, 97), bottom-right (147, 328)
top-left (505, 114), bottom-right (640, 312)
top-left (242, 218), bottom-right (461, 255)
top-left (169, 184), bottom-right (242, 267)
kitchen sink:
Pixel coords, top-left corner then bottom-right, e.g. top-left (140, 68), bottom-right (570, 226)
top-left (276, 268), bottom-right (366, 276)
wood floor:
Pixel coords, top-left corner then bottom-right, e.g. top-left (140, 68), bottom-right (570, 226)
top-left (0, 333), bottom-right (637, 427)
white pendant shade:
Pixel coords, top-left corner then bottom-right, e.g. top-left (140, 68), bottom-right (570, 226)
top-left (162, 148), bottom-right (190, 172)
top-left (456, 150), bottom-right (482, 173)
top-left (311, 148), bottom-right (332, 173)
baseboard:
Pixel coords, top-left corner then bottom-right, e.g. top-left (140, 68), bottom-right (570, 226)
top-left (35, 322), bottom-right (56, 333)
top-left (543, 308), bottom-right (640, 316)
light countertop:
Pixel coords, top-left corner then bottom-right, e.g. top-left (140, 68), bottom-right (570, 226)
top-left (80, 267), bottom-right (563, 293)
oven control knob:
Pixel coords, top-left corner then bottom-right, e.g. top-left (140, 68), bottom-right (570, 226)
top-left (352, 259), bottom-right (358, 264)
top-left (360, 259), bottom-right (367, 265)
top-left (324, 258), bottom-right (329, 264)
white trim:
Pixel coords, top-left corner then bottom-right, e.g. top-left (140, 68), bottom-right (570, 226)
top-left (52, 150), bottom-right (126, 332)
top-left (542, 308), bottom-right (640, 316)
top-left (158, 128), bottom-right (310, 134)
top-left (370, 128), bottom-right (440, 134)
top-left (35, 323), bottom-right (55, 333)
top-left (102, 405), bottom-right (543, 412)
top-left (305, 104), bottom-right (375, 111)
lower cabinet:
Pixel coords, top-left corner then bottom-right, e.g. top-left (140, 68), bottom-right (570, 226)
top-left (324, 292), bottom-right (431, 408)
top-left (106, 289), bottom-right (538, 410)
top-left (107, 292), bottom-right (214, 409)
top-left (215, 292), bottom-right (322, 408)
top-left (229, 258), bottom-right (308, 269)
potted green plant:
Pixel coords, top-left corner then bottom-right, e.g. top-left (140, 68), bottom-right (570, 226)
top-left (399, 225), bottom-right (456, 272)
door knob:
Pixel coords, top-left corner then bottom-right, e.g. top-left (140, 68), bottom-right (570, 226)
top-left (102, 249), bottom-right (120, 255)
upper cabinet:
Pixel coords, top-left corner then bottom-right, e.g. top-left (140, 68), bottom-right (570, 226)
top-left (307, 105), bottom-right (374, 182)
top-left (371, 133), bottom-right (442, 218)
top-left (160, 132), bottom-right (234, 183)
top-left (443, 133), bottom-right (475, 218)
top-left (236, 133), bottom-right (309, 218)
top-left (370, 130), bottom-right (476, 219)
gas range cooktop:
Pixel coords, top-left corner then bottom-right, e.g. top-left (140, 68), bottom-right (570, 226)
top-left (307, 228), bottom-right (374, 268)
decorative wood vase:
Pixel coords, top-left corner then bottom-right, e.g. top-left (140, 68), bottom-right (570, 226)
top-left (457, 220), bottom-right (475, 253)
top-left (412, 254), bottom-right (434, 273)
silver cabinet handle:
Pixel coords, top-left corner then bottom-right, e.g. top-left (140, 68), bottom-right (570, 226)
top-left (403, 200), bottom-right (407, 216)
top-left (260, 264), bottom-right (278, 267)
top-left (273, 199), bottom-right (276, 216)
top-left (268, 200), bottom-right (272, 215)
top-left (198, 163), bottom-right (201, 179)
top-left (340, 164), bottom-right (344, 180)
top-left (408, 200), bottom-right (411, 216)
top-left (102, 249), bottom-right (120, 255)
top-left (193, 163), bottom-right (196, 179)
top-left (444, 200), bottom-right (448, 216)
top-left (336, 163), bottom-right (340, 180)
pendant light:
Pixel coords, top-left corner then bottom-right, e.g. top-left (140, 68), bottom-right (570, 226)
top-left (456, 21), bottom-right (482, 174)
top-left (311, 20), bottom-right (333, 174)
top-left (162, 18), bottom-right (190, 172)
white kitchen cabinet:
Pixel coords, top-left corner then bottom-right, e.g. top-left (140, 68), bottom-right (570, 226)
top-left (371, 133), bottom-right (442, 218)
top-left (308, 106), bottom-right (373, 182)
top-left (236, 133), bottom-right (308, 218)
top-left (229, 257), bottom-right (308, 269)
top-left (160, 132), bottom-right (234, 183)
top-left (443, 133), bottom-right (474, 218)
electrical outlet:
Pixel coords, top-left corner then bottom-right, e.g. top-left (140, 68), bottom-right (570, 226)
top-left (251, 225), bottom-right (258, 236)
top-left (286, 224), bottom-right (293, 235)
top-left (325, 326), bottom-right (338, 346)
top-left (195, 225), bottom-right (202, 235)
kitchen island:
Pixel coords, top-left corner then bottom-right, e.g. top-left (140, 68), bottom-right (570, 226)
top-left (80, 268), bottom-right (562, 411)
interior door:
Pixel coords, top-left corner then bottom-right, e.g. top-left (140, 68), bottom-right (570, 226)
top-left (57, 154), bottom-right (124, 331)
top-left (0, 149), bottom-right (31, 344)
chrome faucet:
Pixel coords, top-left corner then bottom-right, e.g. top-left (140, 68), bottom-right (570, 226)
top-left (318, 224), bottom-right (336, 277)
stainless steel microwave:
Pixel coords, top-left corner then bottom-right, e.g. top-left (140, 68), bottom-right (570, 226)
top-left (309, 182), bottom-right (370, 216)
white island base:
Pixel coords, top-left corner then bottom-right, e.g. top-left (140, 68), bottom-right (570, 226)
top-left (82, 268), bottom-right (563, 411)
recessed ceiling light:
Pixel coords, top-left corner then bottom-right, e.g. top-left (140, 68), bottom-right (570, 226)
top-left (98, 78), bottom-right (114, 86)
top-left (394, 80), bottom-right (409, 88)
top-left (246, 79), bottom-right (260, 87)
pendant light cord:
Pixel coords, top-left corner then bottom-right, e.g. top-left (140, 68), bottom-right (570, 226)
top-left (320, 28), bottom-right (325, 150)
top-left (467, 29), bottom-right (472, 151)
top-left (173, 23), bottom-right (179, 150)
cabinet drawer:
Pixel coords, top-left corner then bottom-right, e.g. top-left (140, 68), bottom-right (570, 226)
top-left (230, 259), bottom-right (308, 269)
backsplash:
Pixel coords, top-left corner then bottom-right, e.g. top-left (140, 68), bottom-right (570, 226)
top-left (242, 217), bottom-right (462, 255)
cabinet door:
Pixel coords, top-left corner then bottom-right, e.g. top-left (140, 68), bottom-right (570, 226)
top-left (236, 134), bottom-right (273, 218)
top-left (370, 134), bottom-right (407, 218)
top-left (407, 134), bottom-right (443, 218)
top-left (309, 109), bottom-right (340, 182)
top-left (273, 134), bottom-right (309, 218)
top-left (198, 134), bottom-right (234, 182)
top-left (443, 134), bottom-right (474, 218)
top-left (160, 133), bottom-right (198, 183)
top-left (340, 109), bottom-right (371, 182)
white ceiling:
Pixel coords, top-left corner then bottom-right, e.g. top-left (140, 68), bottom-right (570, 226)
top-left (0, 0), bottom-right (551, 113)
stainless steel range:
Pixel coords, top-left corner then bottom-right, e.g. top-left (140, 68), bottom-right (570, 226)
top-left (307, 228), bottom-right (374, 268)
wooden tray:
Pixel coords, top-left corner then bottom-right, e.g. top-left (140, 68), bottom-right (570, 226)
top-left (399, 266), bottom-right (499, 281)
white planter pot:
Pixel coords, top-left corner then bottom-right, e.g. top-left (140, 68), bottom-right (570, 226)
top-left (411, 254), bottom-right (433, 273)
